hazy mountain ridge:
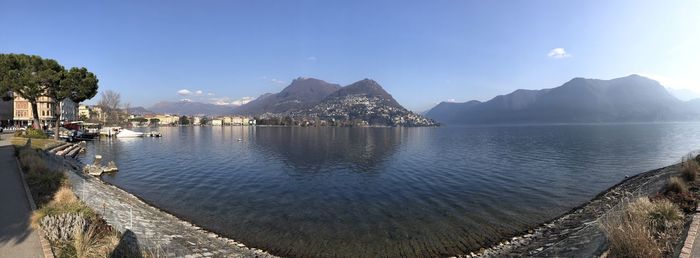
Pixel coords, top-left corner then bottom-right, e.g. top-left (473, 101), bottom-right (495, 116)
top-left (668, 87), bottom-right (700, 101)
top-left (149, 100), bottom-right (236, 116)
top-left (127, 106), bottom-right (153, 115)
top-left (426, 75), bottom-right (700, 124)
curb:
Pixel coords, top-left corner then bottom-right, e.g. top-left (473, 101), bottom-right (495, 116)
top-left (15, 156), bottom-right (56, 258)
top-left (680, 207), bottom-right (700, 258)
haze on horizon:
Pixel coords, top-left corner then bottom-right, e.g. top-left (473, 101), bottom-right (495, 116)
top-left (1, 0), bottom-right (698, 112)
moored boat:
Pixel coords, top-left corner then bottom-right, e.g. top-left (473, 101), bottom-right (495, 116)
top-left (116, 129), bottom-right (144, 138)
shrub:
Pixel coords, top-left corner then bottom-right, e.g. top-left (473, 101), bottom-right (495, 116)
top-left (601, 197), bottom-right (684, 258)
top-left (681, 156), bottom-right (699, 182)
top-left (601, 209), bottom-right (661, 258)
top-left (26, 171), bottom-right (65, 205)
top-left (17, 147), bottom-right (66, 205)
top-left (646, 199), bottom-right (683, 236)
top-left (31, 185), bottom-right (95, 229)
top-left (17, 147), bottom-right (121, 257)
top-left (18, 148), bottom-right (47, 173)
top-left (40, 213), bottom-right (87, 242)
top-left (24, 128), bottom-right (48, 139)
top-left (666, 177), bottom-right (687, 194)
top-left (73, 223), bottom-right (104, 258)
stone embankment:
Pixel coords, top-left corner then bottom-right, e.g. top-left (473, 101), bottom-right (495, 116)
top-left (49, 156), bottom-right (275, 258)
top-left (469, 164), bottom-right (679, 257)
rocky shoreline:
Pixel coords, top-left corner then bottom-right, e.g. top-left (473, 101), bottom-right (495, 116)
top-left (53, 156), bottom-right (276, 257)
top-left (468, 163), bottom-right (682, 257)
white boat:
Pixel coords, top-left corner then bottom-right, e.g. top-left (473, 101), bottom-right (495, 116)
top-left (116, 129), bottom-right (144, 138)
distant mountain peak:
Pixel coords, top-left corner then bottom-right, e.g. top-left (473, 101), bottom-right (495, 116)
top-left (235, 77), bottom-right (341, 115)
top-left (426, 75), bottom-right (698, 125)
top-left (296, 78), bottom-right (436, 126)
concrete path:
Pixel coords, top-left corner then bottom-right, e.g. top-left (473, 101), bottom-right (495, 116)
top-left (0, 136), bottom-right (43, 258)
top-left (681, 208), bottom-right (700, 258)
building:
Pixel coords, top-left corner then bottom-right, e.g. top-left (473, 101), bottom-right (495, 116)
top-left (91, 106), bottom-right (105, 122)
top-left (12, 94), bottom-right (79, 127)
top-left (211, 119), bottom-right (223, 126)
top-left (154, 114), bottom-right (179, 125)
top-left (78, 105), bottom-right (91, 119)
top-left (0, 98), bottom-right (12, 127)
top-left (60, 99), bottom-right (78, 121)
top-left (221, 115), bottom-right (250, 126)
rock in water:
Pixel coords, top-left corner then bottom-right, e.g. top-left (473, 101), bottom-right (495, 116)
top-left (84, 165), bottom-right (103, 176)
top-left (104, 161), bottom-right (118, 172)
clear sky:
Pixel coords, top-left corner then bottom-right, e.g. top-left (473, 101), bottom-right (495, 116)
top-left (1, 0), bottom-right (699, 111)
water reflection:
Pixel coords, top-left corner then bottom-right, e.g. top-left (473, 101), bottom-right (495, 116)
top-left (250, 127), bottom-right (402, 173)
top-left (83, 123), bottom-right (700, 257)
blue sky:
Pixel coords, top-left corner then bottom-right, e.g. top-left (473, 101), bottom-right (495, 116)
top-left (1, 1), bottom-right (698, 111)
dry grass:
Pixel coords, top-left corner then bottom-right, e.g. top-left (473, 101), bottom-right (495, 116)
top-left (17, 146), bottom-right (66, 206)
top-left (18, 147), bottom-right (48, 173)
top-left (681, 156), bottom-right (699, 182)
top-left (31, 185), bottom-right (95, 229)
top-left (72, 223), bottom-right (121, 258)
top-left (31, 184), bottom-right (118, 258)
top-left (11, 136), bottom-right (63, 150)
top-left (665, 176), bottom-right (688, 194)
top-left (18, 148), bottom-right (126, 258)
top-left (601, 197), bottom-right (684, 258)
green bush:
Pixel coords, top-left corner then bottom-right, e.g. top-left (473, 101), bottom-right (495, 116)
top-left (24, 128), bottom-right (49, 139)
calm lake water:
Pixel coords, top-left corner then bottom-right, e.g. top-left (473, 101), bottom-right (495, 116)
top-left (83, 123), bottom-right (700, 257)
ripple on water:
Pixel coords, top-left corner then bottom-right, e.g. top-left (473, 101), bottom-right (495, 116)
top-left (83, 124), bottom-right (700, 257)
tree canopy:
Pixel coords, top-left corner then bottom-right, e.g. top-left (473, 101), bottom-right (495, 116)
top-left (55, 67), bottom-right (99, 103)
top-left (0, 53), bottom-right (99, 131)
top-left (179, 115), bottom-right (190, 125)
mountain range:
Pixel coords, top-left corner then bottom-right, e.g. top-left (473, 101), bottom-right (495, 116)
top-left (425, 75), bottom-right (700, 124)
top-left (148, 100), bottom-right (235, 116)
top-left (145, 77), bottom-right (436, 126)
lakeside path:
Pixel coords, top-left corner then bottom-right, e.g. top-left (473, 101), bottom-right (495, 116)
top-left (50, 154), bottom-right (275, 257)
top-left (0, 136), bottom-right (43, 258)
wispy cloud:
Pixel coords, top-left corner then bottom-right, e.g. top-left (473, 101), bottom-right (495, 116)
top-left (547, 48), bottom-right (571, 59)
top-left (195, 90), bottom-right (203, 95)
top-left (307, 56), bottom-right (317, 61)
top-left (177, 89), bottom-right (193, 96)
top-left (209, 96), bottom-right (256, 106)
top-left (261, 76), bottom-right (286, 85)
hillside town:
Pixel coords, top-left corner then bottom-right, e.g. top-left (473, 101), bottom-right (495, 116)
top-left (1, 89), bottom-right (436, 131)
top-left (0, 91), bottom-right (258, 133)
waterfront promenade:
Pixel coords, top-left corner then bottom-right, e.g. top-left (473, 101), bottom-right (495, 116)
top-left (0, 136), bottom-right (43, 258)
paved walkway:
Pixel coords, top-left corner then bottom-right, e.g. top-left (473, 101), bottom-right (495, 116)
top-left (0, 136), bottom-right (43, 258)
top-left (681, 209), bottom-right (700, 258)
